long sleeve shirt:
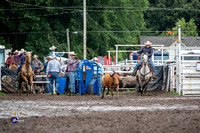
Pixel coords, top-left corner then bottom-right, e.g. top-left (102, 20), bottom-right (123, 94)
top-left (20, 54), bottom-right (26, 65)
top-left (46, 59), bottom-right (61, 75)
top-left (40, 61), bottom-right (48, 74)
top-left (32, 59), bottom-right (43, 68)
top-left (6, 57), bottom-right (13, 65)
top-left (137, 46), bottom-right (153, 58)
top-left (14, 55), bottom-right (21, 65)
top-left (49, 51), bottom-right (64, 57)
top-left (68, 57), bottom-right (79, 72)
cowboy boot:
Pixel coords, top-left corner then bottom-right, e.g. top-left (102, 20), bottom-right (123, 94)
top-left (132, 70), bottom-right (137, 76)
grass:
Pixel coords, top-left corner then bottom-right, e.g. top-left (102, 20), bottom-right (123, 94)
top-left (170, 91), bottom-right (181, 96)
top-left (0, 92), bottom-right (8, 96)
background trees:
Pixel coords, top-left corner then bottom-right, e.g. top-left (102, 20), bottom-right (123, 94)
top-left (0, 0), bottom-right (199, 61)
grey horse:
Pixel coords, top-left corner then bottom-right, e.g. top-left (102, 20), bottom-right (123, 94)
top-left (136, 54), bottom-right (154, 95)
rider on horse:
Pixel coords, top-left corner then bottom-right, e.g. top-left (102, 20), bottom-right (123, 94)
top-left (132, 41), bottom-right (157, 79)
top-left (49, 46), bottom-right (64, 57)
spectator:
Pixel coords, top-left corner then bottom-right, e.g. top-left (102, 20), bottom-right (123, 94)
top-left (6, 52), bottom-right (14, 68)
top-left (68, 51), bottom-right (79, 95)
top-left (93, 57), bottom-right (104, 76)
top-left (32, 55), bottom-right (43, 71)
top-left (49, 45), bottom-right (64, 57)
top-left (13, 50), bottom-right (21, 66)
top-left (40, 56), bottom-right (51, 93)
top-left (46, 54), bottom-right (61, 95)
top-left (61, 60), bottom-right (69, 94)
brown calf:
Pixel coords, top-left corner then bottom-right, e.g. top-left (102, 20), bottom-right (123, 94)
top-left (102, 73), bottom-right (119, 98)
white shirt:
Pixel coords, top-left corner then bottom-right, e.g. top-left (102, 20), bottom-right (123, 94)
top-left (46, 59), bottom-right (61, 75)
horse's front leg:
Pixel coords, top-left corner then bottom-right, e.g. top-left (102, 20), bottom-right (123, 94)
top-left (101, 85), bottom-right (106, 98)
top-left (30, 76), bottom-right (36, 94)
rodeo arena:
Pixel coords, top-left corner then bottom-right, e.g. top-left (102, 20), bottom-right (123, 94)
top-left (1, 26), bottom-right (200, 133)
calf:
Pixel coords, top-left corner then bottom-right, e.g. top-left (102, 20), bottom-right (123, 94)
top-left (102, 73), bottom-right (119, 98)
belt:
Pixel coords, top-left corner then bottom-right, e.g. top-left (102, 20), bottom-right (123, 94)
top-left (49, 71), bottom-right (59, 73)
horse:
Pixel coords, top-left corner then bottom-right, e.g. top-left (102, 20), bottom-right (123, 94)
top-left (136, 54), bottom-right (154, 95)
top-left (18, 52), bottom-right (35, 95)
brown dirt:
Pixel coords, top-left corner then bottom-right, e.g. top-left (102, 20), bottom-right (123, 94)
top-left (0, 91), bottom-right (200, 133)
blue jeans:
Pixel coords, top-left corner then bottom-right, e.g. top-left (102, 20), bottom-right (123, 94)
top-left (49, 72), bottom-right (59, 94)
top-left (64, 73), bottom-right (69, 93)
top-left (68, 72), bottom-right (76, 93)
top-left (44, 77), bottom-right (50, 93)
top-left (133, 58), bottom-right (156, 73)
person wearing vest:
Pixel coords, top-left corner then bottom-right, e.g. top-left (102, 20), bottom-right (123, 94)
top-left (68, 51), bottom-right (79, 95)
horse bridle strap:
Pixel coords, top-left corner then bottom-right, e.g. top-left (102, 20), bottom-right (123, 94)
top-left (139, 71), bottom-right (152, 77)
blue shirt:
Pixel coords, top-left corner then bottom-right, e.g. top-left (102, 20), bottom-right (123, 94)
top-left (40, 62), bottom-right (48, 74)
top-left (20, 54), bottom-right (26, 65)
top-left (46, 59), bottom-right (61, 74)
top-left (49, 51), bottom-right (64, 57)
top-left (137, 46), bottom-right (153, 58)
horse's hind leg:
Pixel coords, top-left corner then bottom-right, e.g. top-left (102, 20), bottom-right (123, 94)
top-left (106, 88), bottom-right (110, 95)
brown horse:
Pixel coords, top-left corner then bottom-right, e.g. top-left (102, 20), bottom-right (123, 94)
top-left (18, 52), bottom-right (35, 95)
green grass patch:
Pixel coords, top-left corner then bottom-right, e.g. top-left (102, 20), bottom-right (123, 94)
top-left (0, 92), bottom-right (8, 96)
top-left (170, 91), bottom-right (181, 96)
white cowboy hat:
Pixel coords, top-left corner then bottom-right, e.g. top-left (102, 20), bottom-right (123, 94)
top-left (69, 51), bottom-right (77, 56)
top-left (50, 54), bottom-right (56, 59)
top-left (93, 57), bottom-right (99, 61)
top-left (13, 50), bottom-right (19, 54)
top-left (33, 55), bottom-right (38, 58)
top-left (20, 49), bottom-right (26, 53)
top-left (145, 41), bottom-right (152, 46)
top-left (45, 56), bottom-right (51, 60)
top-left (49, 46), bottom-right (57, 50)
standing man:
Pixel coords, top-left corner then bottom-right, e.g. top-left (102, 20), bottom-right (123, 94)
top-left (6, 52), bottom-right (14, 68)
top-left (32, 55), bottom-right (43, 71)
top-left (68, 51), bottom-right (79, 95)
top-left (61, 60), bottom-right (69, 94)
top-left (132, 41), bottom-right (157, 78)
top-left (93, 57), bottom-right (104, 76)
top-left (40, 56), bottom-right (51, 93)
top-left (49, 45), bottom-right (64, 57)
top-left (13, 50), bottom-right (21, 66)
top-left (46, 54), bottom-right (61, 95)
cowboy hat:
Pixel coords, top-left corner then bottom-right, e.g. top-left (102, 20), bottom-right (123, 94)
top-left (145, 41), bottom-right (152, 46)
top-left (49, 46), bottom-right (57, 50)
top-left (69, 51), bottom-right (77, 56)
top-left (13, 50), bottom-right (19, 54)
top-left (20, 49), bottom-right (26, 53)
top-left (33, 55), bottom-right (38, 58)
top-left (93, 57), bottom-right (99, 61)
top-left (45, 56), bottom-right (51, 60)
top-left (50, 54), bottom-right (56, 59)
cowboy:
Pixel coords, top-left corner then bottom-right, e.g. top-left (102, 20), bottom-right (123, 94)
top-left (32, 55), bottom-right (43, 71)
top-left (40, 56), bottom-right (51, 93)
top-left (13, 50), bottom-right (21, 66)
top-left (46, 54), bottom-right (61, 95)
top-left (17, 49), bottom-right (35, 74)
top-left (49, 45), bottom-right (64, 57)
top-left (61, 60), bottom-right (69, 94)
top-left (132, 41), bottom-right (157, 78)
top-left (6, 52), bottom-right (14, 68)
top-left (68, 51), bottom-right (79, 95)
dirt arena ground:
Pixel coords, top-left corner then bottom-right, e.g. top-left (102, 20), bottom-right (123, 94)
top-left (0, 91), bottom-right (200, 133)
